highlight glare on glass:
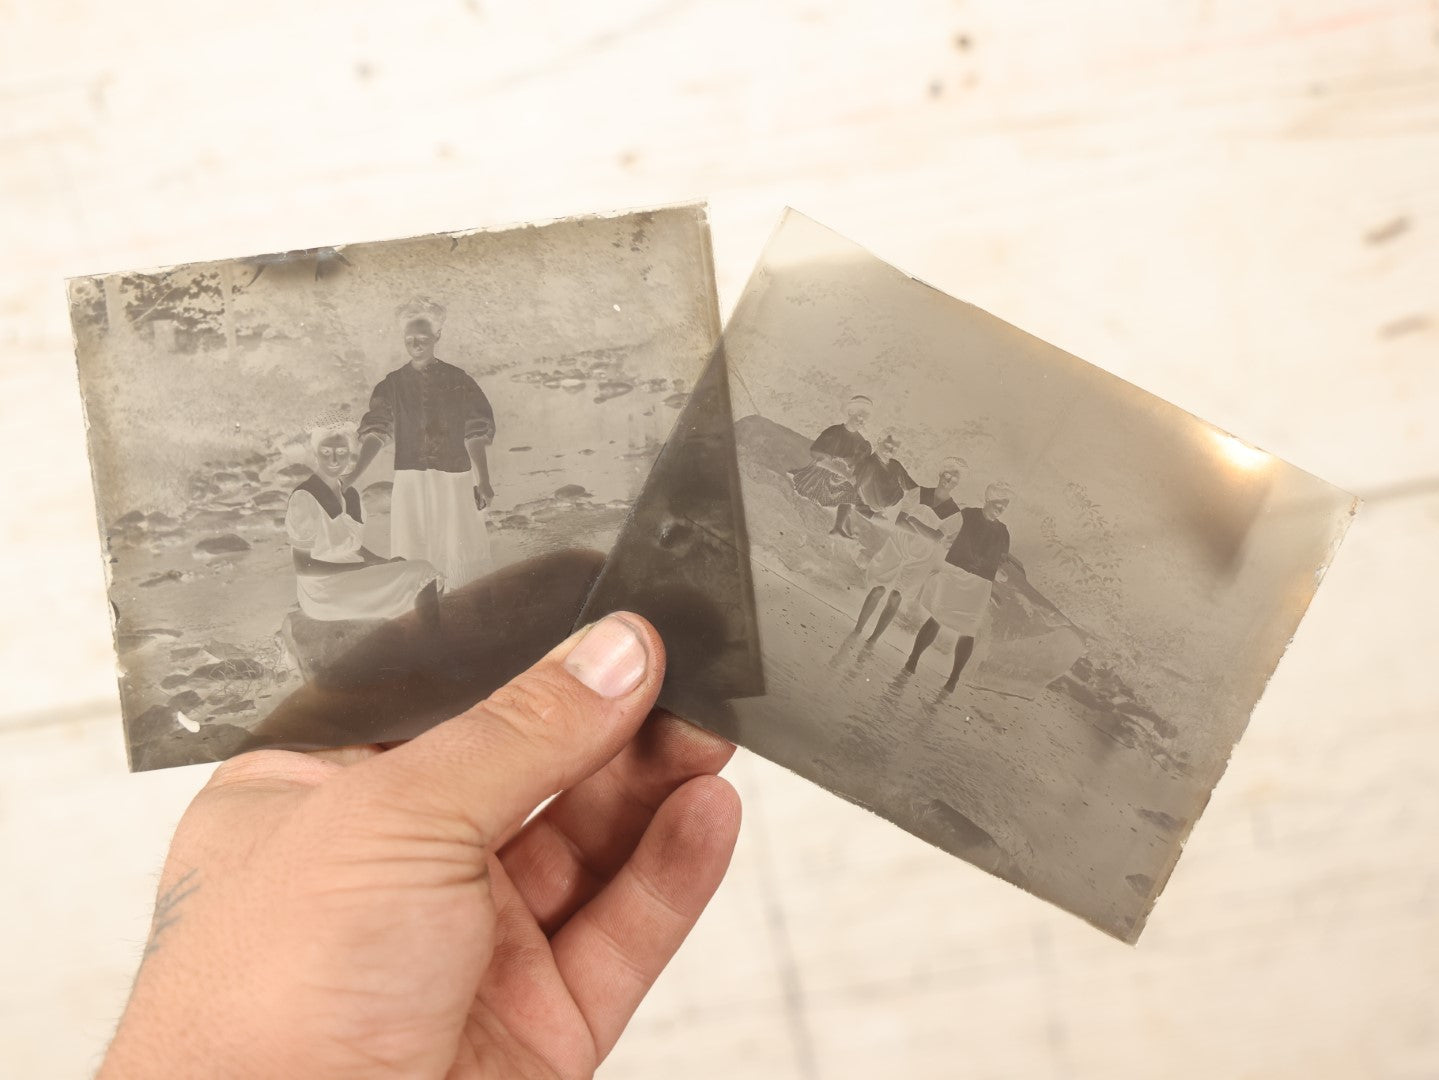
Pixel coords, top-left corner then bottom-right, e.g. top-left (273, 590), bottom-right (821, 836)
top-left (1213, 431), bottom-right (1272, 472)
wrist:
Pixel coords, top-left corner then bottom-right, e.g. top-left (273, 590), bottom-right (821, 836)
top-left (100, 950), bottom-right (344, 1080)
top-left (100, 980), bottom-right (281, 1080)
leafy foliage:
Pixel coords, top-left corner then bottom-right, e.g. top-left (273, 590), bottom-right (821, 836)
top-left (68, 276), bottom-right (108, 334)
top-left (120, 270), bottom-right (227, 351)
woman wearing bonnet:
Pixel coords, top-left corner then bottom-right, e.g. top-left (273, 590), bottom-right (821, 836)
top-left (854, 455), bottom-right (966, 645)
top-left (788, 394), bottom-right (874, 538)
top-left (348, 297), bottom-right (497, 590)
top-left (285, 409), bottom-right (441, 624)
top-left (905, 479), bottom-right (1016, 691)
top-left (850, 431), bottom-right (918, 518)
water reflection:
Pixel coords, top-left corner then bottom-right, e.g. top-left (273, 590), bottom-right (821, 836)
top-left (878, 666), bottom-right (913, 711)
top-left (827, 631), bottom-right (863, 670)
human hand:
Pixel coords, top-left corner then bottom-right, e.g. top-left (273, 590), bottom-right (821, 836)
top-left (475, 482), bottom-right (495, 510)
top-left (99, 613), bottom-right (740, 1080)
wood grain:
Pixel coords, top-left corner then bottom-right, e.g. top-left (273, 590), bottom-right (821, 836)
top-left (1, 1), bottom-right (1436, 1076)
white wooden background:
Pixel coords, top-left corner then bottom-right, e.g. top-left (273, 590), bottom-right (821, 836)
top-left (2, 1), bottom-right (1437, 1076)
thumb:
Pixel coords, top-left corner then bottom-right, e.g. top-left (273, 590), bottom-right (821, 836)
top-left (339, 612), bottom-right (665, 854)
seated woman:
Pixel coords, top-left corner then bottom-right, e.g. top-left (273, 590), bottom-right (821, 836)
top-left (788, 395), bottom-right (874, 538)
top-left (851, 432), bottom-right (917, 518)
top-left (285, 413), bottom-right (441, 625)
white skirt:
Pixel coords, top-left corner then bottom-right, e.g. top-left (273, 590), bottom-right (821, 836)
top-left (917, 563), bottom-right (994, 636)
top-left (297, 559), bottom-right (440, 622)
top-left (391, 469), bottom-right (493, 590)
top-left (866, 528), bottom-right (942, 594)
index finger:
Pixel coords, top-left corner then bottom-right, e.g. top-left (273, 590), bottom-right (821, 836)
top-left (499, 711), bottom-right (735, 933)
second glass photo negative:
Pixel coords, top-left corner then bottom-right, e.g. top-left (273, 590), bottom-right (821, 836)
top-left (596, 210), bottom-right (1357, 941)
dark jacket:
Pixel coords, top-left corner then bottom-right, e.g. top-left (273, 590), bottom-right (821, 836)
top-left (358, 359), bottom-right (496, 473)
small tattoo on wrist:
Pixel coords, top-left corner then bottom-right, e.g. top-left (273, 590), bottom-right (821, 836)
top-left (142, 869), bottom-right (199, 963)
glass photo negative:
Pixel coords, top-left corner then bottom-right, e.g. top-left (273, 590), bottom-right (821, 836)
top-left (625, 210), bottom-right (1357, 941)
top-left (69, 204), bottom-right (721, 771)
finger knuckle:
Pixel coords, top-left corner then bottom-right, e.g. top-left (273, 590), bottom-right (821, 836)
top-left (207, 748), bottom-right (320, 790)
top-left (474, 674), bottom-right (579, 743)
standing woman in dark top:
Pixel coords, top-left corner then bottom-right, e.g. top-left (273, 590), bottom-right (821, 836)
top-left (906, 481), bottom-right (1015, 691)
top-left (789, 395), bottom-right (873, 538)
top-left (347, 298), bottom-right (497, 591)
